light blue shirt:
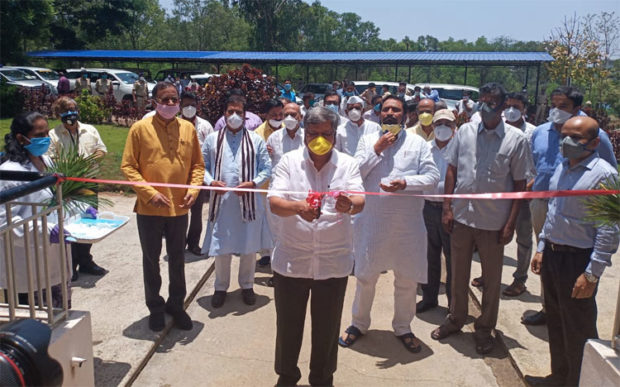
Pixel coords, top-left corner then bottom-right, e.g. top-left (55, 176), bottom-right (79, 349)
top-left (280, 89), bottom-right (296, 102)
top-left (201, 129), bottom-right (273, 256)
top-left (531, 122), bottom-right (617, 191)
top-left (537, 152), bottom-right (619, 278)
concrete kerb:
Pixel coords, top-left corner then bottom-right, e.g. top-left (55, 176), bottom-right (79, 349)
top-left (124, 261), bottom-right (216, 386)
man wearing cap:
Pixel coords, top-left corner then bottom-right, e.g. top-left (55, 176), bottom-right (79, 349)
top-left (336, 96), bottom-right (381, 156)
top-left (407, 98), bottom-right (436, 142)
top-left (133, 76), bottom-right (149, 111)
top-left (360, 83), bottom-right (377, 106)
top-left (422, 85), bottom-right (440, 102)
top-left (339, 95), bottom-right (439, 353)
top-left (417, 109), bottom-right (457, 313)
top-left (95, 73), bottom-right (112, 97)
top-left (74, 70), bottom-right (91, 95)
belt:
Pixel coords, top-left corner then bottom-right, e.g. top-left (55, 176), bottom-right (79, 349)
top-left (545, 241), bottom-right (591, 254)
top-left (424, 200), bottom-right (443, 208)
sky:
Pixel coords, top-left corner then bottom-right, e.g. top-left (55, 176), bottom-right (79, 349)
top-left (159, 0), bottom-right (619, 44)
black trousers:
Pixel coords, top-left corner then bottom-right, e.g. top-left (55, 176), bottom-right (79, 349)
top-left (71, 242), bottom-right (94, 269)
top-left (186, 190), bottom-right (209, 249)
top-left (137, 214), bottom-right (188, 314)
top-left (422, 201), bottom-right (452, 306)
top-left (274, 272), bottom-right (348, 387)
top-left (541, 245), bottom-right (598, 386)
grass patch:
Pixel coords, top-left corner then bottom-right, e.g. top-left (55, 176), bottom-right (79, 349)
top-left (0, 118), bottom-right (131, 192)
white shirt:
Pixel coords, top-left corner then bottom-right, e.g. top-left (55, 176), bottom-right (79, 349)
top-left (48, 121), bottom-right (107, 158)
top-left (456, 99), bottom-right (477, 114)
top-left (363, 109), bottom-right (380, 124)
top-left (335, 119), bottom-right (381, 156)
top-left (266, 127), bottom-right (304, 168)
top-left (268, 148), bottom-right (364, 280)
top-left (424, 139), bottom-right (452, 202)
top-left (192, 115), bottom-right (214, 148)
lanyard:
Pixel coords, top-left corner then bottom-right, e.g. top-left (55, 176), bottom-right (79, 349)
top-left (68, 129), bottom-right (79, 148)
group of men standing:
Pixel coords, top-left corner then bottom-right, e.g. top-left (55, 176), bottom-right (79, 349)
top-left (120, 79), bottom-right (618, 387)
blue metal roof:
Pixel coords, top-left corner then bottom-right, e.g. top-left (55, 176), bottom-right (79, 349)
top-left (27, 50), bottom-right (553, 65)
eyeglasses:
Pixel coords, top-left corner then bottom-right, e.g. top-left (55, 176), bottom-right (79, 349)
top-left (156, 97), bottom-right (179, 104)
top-left (305, 130), bottom-right (335, 137)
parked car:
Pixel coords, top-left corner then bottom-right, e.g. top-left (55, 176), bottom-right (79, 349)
top-left (414, 83), bottom-right (479, 110)
top-left (354, 81), bottom-right (417, 97)
top-left (13, 66), bottom-right (59, 95)
top-left (298, 83), bottom-right (331, 102)
top-left (65, 68), bottom-right (156, 102)
top-left (0, 67), bottom-right (55, 94)
top-left (189, 73), bottom-right (218, 87)
top-left (154, 69), bottom-right (204, 82)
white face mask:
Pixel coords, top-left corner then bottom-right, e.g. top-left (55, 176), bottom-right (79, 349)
top-left (548, 107), bottom-right (573, 125)
top-left (347, 108), bottom-right (362, 121)
top-left (182, 105), bottom-right (196, 119)
top-left (283, 115), bottom-right (298, 130)
top-left (503, 107), bottom-right (522, 123)
top-left (227, 113), bottom-right (244, 129)
top-left (434, 124), bottom-right (453, 142)
top-left (269, 119), bottom-right (283, 128)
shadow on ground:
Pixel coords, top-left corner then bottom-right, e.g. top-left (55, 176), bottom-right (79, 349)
top-left (156, 321), bottom-right (205, 353)
top-left (72, 272), bottom-right (107, 289)
top-left (344, 329), bottom-right (433, 369)
top-left (94, 357), bottom-right (131, 387)
top-left (196, 289), bottom-right (270, 318)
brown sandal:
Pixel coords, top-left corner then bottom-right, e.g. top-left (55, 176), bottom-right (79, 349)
top-left (431, 325), bottom-right (459, 341)
top-left (397, 332), bottom-right (422, 353)
top-left (471, 276), bottom-right (484, 287)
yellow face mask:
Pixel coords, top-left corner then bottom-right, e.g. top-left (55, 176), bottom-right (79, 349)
top-left (381, 123), bottom-right (402, 136)
top-left (419, 112), bottom-right (433, 126)
top-left (307, 135), bottom-right (333, 156)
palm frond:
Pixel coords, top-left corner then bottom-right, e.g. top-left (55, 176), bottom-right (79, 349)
top-left (583, 176), bottom-right (620, 227)
top-left (46, 146), bottom-right (112, 216)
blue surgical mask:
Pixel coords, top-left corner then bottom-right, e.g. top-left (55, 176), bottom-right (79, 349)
top-left (61, 111), bottom-right (79, 125)
top-left (24, 137), bottom-right (51, 157)
top-left (344, 91), bottom-right (354, 97)
top-left (309, 99), bottom-right (315, 107)
top-left (284, 84), bottom-right (291, 91)
top-left (326, 104), bottom-right (339, 114)
top-left (101, 74), bottom-right (107, 79)
top-left (374, 103), bottom-right (381, 112)
top-left (82, 74), bottom-right (87, 79)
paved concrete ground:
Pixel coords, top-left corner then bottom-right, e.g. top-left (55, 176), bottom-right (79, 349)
top-left (72, 193), bottom-right (619, 386)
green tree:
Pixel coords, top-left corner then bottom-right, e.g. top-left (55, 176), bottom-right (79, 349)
top-left (0, 0), bottom-right (54, 63)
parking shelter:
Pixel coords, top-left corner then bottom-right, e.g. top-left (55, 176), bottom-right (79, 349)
top-left (28, 50), bottom-right (553, 104)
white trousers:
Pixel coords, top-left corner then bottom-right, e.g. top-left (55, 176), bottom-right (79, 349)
top-left (214, 253), bottom-right (256, 291)
top-left (351, 269), bottom-right (418, 336)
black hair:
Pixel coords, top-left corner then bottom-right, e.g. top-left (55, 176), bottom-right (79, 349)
top-left (345, 80), bottom-right (356, 87)
top-left (180, 91), bottom-right (197, 102)
top-left (263, 99), bottom-right (284, 114)
top-left (382, 84), bottom-right (389, 89)
top-left (507, 92), bottom-right (529, 108)
top-left (551, 86), bottom-right (583, 108)
top-left (284, 79), bottom-right (292, 83)
top-left (405, 100), bottom-right (418, 112)
top-left (1, 112), bottom-right (46, 164)
top-left (152, 81), bottom-right (177, 99)
top-left (225, 95), bottom-right (247, 112)
top-left (383, 94), bottom-right (407, 112)
top-left (302, 92), bottom-right (315, 100)
top-left (399, 81), bottom-right (406, 86)
top-left (371, 94), bottom-right (383, 104)
top-left (324, 89), bottom-right (341, 104)
top-left (479, 82), bottom-right (507, 102)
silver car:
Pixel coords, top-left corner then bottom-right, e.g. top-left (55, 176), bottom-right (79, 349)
top-left (13, 66), bottom-right (60, 95)
top-left (0, 67), bottom-right (55, 94)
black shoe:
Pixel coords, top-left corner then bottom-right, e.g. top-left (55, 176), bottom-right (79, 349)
top-left (416, 300), bottom-right (438, 314)
top-left (258, 256), bottom-right (270, 266)
top-left (167, 309), bottom-right (193, 330)
top-left (79, 262), bottom-right (107, 276)
top-left (149, 312), bottom-right (165, 331)
top-left (188, 246), bottom-right (203, 256)
top-left (521, 310), bottom-right (546, 326)
top-left (524, 374), bottom-right (566, 386)
top-left (242, 288), bottom-right (256, 305)
top-left (211, 291), bottom-right (226, 308)
top-left (71, 271), bottom-right (79, 282)
top-left (475, 336), bottom-right (494, 355)
top-left (267, 276), bottom-right (274, 287)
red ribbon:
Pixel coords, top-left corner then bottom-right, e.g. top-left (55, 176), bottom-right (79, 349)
top-left (63, 176), bottom-right (619, 200)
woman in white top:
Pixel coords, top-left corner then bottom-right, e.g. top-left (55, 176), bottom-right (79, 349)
top-left (0, 112), bottom-right (71, 307)
top-left (49, 97), bottom-right (107, 281)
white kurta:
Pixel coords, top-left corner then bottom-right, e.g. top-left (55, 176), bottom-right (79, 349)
top-left (335, 119), bottom-right (381, 156)
top-left (201, 129), bottom-right (273, 256)
top-left (353, 130), bottom-right (439, 283)
top-left (0, 157), bottom-right (70, 292)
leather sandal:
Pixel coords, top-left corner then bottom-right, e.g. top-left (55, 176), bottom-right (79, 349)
top-left (471, 276), bottom-right (484, 287)
top-left (397, 332), bottom-right (422, 353)
top-left (338, 325), bottom-right (363, 347)
top-left (431, 325), bottom-right (459, 340)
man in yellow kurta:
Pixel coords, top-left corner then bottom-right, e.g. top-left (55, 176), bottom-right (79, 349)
top-left (121, 81), bottom-right (204, 332)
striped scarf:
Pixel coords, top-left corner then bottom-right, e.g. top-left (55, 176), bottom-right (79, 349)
top-left (208, 127), bottom-right (256, 223)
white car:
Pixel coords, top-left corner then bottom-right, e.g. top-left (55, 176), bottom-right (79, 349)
top-left (66, 68), bottom-right (156, 102)
top-left (414, 83), bottom-right (479, 110)
top-left (0, 67), bottom-right (56, 94)
top-left (13, 66), bottom-right (60, 94)
top-left (354, 81), bottom-right (418, 98)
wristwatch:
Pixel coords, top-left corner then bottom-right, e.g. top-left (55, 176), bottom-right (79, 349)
top-left (584, 272), bottom-right (599, 283)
